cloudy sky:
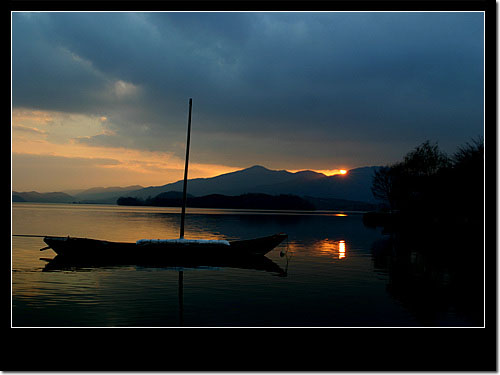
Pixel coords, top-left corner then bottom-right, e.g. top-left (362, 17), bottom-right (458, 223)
top-left (12, 11), bottom-right (484, 192)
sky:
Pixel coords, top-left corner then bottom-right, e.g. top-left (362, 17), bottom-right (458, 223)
top-left (11, 11), bottom-right (484, 192)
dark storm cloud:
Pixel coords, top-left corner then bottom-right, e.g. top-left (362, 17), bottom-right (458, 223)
top-left (12, 11), bottom-right (484, 166)
top-left (12, 13), bottom-right (106, 112)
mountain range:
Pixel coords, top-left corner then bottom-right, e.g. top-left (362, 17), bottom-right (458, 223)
top-left (129, 165), bottom-right (379, 203)
top-left (13, 165), bottom-right (380, 208)
top-left (13, 185), bottom-right (143, 204)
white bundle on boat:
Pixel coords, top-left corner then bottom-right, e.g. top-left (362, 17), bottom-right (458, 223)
top-left (136, 238), bottom-right (230, 246)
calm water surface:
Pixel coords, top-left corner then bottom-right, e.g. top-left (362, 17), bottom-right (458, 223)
top-left (12, 203), bottom-right (483, 327)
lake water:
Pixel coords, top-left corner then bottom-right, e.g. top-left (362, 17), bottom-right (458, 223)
top-left (11, 202), bottom-right (484, 327)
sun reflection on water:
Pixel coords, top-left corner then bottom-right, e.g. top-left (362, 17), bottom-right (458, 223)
top-left (338, 240), bottom-right (346, 259)
top-left (316, 239), bottom-right (347, 259)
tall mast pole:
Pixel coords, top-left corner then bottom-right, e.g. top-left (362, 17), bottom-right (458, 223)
top-left (179, 98), bottom-right (192, 239)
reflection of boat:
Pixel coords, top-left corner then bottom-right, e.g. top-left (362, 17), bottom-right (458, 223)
top-left (40, 99), bottom-right (287, 261)
top-left (41, 250), bottom-right (287, 276)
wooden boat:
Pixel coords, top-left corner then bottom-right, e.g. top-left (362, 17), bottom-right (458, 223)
top-left (42, 233), bottom-right (288, 260)
top-left (39, 99), bottom-right (288, 261)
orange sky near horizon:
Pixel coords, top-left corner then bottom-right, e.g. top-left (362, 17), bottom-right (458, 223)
top-left (289, 169), bottom-right (349, 176)
top-left (11, 109), bottom-right (351, 192)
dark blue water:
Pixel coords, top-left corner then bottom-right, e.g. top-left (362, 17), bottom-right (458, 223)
top-left (12, 203), bottom-right (483, 327)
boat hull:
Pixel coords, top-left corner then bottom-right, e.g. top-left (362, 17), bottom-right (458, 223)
top-left (43, 233), bottom-right (288, 262)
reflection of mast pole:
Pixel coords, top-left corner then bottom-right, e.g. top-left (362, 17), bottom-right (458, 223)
top-left (178, 270), bottom-right (184, 326)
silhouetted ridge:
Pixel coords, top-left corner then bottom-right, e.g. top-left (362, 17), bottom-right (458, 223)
top-left (118, 192), bottom-right (315, 210)
top-left (12, 191), bottom-right (75, 203)
top-left (14, 165), bottom-right (382, 205)
top-left (128, 165), bottom-right (380, 202)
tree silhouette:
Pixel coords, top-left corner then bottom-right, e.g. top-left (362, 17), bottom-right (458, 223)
top-left (371, 163), bottom-right (403, 210)
top-left (370, 139), bottom-right (483, 228)
top-left (402, 140), bottom-right (450, 177)
top-left (452, 137), bottom-right (484, 174)
top-left (371, 141), bottom-right (450, 211)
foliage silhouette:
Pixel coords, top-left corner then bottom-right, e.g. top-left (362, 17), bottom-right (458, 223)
top-left (368, 138), bottom-right (484, 232)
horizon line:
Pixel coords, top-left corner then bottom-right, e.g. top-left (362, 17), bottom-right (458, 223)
top-left (12, 164), bottom-right (378, 193)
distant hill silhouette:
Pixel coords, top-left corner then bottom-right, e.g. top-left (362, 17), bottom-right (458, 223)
top-left (12, 186), bottom-right (144, 204)
top-left (128, 165), bottom-right (380, 203)
top-left (73, 185), bottom-right (143, 203)
top-left (117, 191), bottom-right (193, 206)
top-left (12, 191), bottom-right (75, 203)
top-left (118, 192), bottom-right (317, 211)
top-left (13, 165), bottom-right (381, 208)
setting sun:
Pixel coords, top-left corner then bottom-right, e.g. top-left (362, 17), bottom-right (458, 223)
top-left (311, 169), bottom-right (349, 176)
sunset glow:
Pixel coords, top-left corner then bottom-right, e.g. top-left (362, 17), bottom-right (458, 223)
top-left (287, 168), bottom-right (350, 176)
top-left (11, 108), bottom-right (240, 191)
top-left (314, 169), bottom-right (349, 176)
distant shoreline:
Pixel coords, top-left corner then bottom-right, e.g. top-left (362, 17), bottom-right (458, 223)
top-left (13, 191), bottom-right (377, 211)
top-left (117, 192), bottom-right (317, 211)
top-left (12, 201), bottom-right (374, 215)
